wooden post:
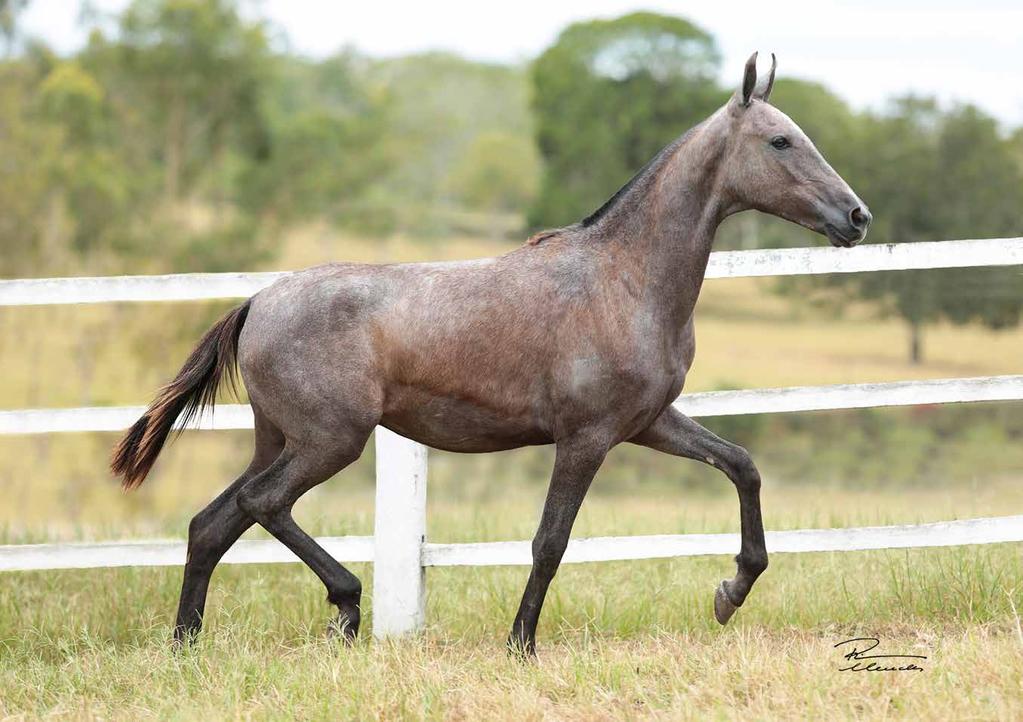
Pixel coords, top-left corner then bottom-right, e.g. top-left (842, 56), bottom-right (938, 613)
top-left (372, 427), bottom-right (428, 638)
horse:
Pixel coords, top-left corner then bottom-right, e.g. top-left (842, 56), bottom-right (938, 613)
top-left (111, 52), bottom-right (870, 656)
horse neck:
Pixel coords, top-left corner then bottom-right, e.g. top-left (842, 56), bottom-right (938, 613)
top-left (594, 111), bottom-right (734, 326)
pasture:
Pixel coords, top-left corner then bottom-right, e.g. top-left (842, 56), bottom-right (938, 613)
top-left (3, 483), bottom-right (1022, 719)
top-left (2, 233), bottom-right (1021, 720)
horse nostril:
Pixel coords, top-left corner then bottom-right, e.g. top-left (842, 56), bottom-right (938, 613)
top-left (849, 205), bottom-right (871, 230)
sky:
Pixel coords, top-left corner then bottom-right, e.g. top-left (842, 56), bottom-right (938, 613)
top-left (19, 0), bottom-right (1023, 127)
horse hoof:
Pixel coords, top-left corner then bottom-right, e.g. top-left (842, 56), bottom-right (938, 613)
top-left (326, 616), bottom-right (358, 644)
top-left (506, 637), bottom-right (537, 662)
top-left (714, 581), bottom-right (738, 626)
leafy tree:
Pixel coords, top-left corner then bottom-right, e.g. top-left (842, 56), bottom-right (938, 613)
top-left (783, 98), bottom-right (1023, 363)
top-left (233, 50), bottom-right (395, 237)
top-left (529, 11), bottom-right (724, 229)
top-left (35, 61), bottom-right (138, 259)
top-left (103, 0), bottom-right (272, 203)
top-left (446, 131), bottom-right (539, 214)
top-left (369, 52), bottom-right (537, 235)
top-left (0, 0), bottom-right (28, 55)
top-left (52, 0), bottom-right (280, 273)
top-left (0, 62), bottom-right (62, 276)
top-left (240, 106), bottom-right (396, 234)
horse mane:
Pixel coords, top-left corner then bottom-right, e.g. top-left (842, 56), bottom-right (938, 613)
top-left (526, 127), bottom-right (696, 246)
top-left (581, 128), bottom-right (694, 228)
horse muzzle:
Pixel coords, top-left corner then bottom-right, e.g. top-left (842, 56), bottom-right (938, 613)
top-left (822, 203), bottom-right (871, 247)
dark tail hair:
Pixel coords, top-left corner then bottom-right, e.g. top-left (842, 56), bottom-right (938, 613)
top-left (111, 299), bottom-right (251, 490)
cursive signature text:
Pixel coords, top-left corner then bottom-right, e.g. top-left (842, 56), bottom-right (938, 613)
top-left (834, 637), bottom-right (926, 672)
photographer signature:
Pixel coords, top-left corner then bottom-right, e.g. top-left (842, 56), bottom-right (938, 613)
top-left (834, 637), bottom-right (926, 672)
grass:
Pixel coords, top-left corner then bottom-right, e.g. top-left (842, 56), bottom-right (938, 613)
top-left (2, 485), bottom-right (1022, 719)
top-left (1, 230), bottom-right (1021, 718)
top-left (2, 537), bottom-right (1022, 719)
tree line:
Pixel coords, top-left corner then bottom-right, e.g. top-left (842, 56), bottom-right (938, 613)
top-left (1, 3), bottom-right (1020, 361)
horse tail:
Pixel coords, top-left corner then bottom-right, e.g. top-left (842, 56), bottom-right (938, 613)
top-left (111, 299), bottom-right (252, 490)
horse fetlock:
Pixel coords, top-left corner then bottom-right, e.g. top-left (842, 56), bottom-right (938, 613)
top-left (327, 583), bottom-right (362, 637)
top-left (172, 620), bottom-right (202, 648)
top-left (738, 550), bottom-right (769, 577)
top-left (327, 582), bottom-right (362, 610)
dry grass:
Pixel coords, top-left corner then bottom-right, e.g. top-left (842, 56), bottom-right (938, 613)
top-left (2, 540), bottom-right (1022, 720)
top-left (1, 230), bottom-right (1021, 719)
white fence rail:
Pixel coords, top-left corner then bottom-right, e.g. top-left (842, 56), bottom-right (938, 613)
top-left (4, 514), bottom-right (1020, 572)
top-left (3, 375), bottom-right (1020, 435)
top-left (2, 237), bottom-right (1022, 307)
top-left (1, 237), bottom-right (1021, 639)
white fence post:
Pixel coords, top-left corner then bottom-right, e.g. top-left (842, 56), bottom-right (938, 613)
top-left (372, 427), bottom-right (428, 638)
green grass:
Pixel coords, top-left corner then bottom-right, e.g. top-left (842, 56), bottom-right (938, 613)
top-left (1, 231), bottom-right (1021, 718)
top-left (2, 485), bottom-right (1022, 719)
top-left (2, 541), bottom-right (1021, 719)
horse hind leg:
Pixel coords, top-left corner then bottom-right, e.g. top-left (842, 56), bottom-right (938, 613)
top-left (235, 420), bottom-right (375, 641)
top-left (174, 405), bottom-right (284, 644)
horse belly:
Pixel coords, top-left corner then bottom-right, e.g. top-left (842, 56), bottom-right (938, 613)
top-left (380, 387), bottom-right (551, 453)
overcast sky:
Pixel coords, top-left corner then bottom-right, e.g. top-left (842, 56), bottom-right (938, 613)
top-left (19, 0), bottom-right (1023, 127)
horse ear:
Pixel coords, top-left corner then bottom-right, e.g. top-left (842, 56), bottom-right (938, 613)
top-left (754, 53), bottom-right (777, 102)
top-left (741, 51), bottom-right (758, 107)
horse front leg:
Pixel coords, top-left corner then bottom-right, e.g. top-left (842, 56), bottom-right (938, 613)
top-left (631, 406), bottom-right (768, 625)
top-left (508, 431), bottom-right (608, 658)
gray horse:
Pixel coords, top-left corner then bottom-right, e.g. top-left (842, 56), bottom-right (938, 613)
top-left (112, 53), bottom-right (870, 656)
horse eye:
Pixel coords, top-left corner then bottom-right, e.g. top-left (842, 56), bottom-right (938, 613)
top-left (770, 135), bottom-right (791, 150)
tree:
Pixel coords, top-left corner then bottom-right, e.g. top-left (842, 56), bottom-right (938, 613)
top-left (52, 0), bottom-right (281, 273)
top-left (446, 131), bottom-right (539, 215)
top-left (104, 0), bottom-right (272, 204)
top-left (529, 12), bottom-right (724, 229)
top-left (35, 61), bottom-right (144, 260)
top-left (780, 98), bottom-right (1023, 363)
top-left (368, 52), bottom-right (537, 235)
top-left (0, 61), bottom-right (62, 276)
top-left (229, 50), bottom-right (399, 237)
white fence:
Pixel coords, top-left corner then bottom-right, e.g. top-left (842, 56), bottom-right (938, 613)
top-left (1, 237), bottom-right (1022, 638)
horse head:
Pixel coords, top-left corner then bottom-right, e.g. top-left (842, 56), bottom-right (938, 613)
top-left (721, 52), bottom-right (871, 247)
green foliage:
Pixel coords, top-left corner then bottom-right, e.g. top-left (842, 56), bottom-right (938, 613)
top-left (0, 64), bottom-right (61, 276)
top-left (770, 97), bottom-right (1023, 361)
top-left (241, 109), bottom-right (391, 224)
top-left (0, 2), bottom-right (1019, 353)
top-left (529, 11), bottom-right (725, 229)
top-left (368, 52), bottom-right (537, 237)
top-left (0, 0), bottom-right (28, 51)
top-left (111, 0), bottom-right (273, 201)
top-left (446, 131), bottom-right (539, 214)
